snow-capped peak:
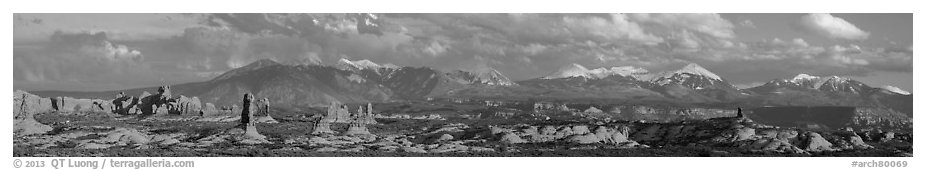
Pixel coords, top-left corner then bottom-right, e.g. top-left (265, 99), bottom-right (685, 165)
top-left (447, 68), bottom-right (517, 86)
top-left (472, 69), bottom-right (517, 86)
top-left (641, 63), bottom-right (733, 89)
top-left (880, 85), bottom-right (911, 95)
top-left (776, 73), bottom-right (864, 90)
top-left (790, 73), bottom-right (820, 82)
top-left (542, 63), bottom-right (591, 79)
top-left (381, 63), bottom-right (400, 69)
top-left (542, 63), bottom-right (649, 79)
top-left (674, 63), bottom-right (722, 80)
top-left (589, 66), bottom-right (649, 78)
top-left (337, 58), bottom-right (388, 70)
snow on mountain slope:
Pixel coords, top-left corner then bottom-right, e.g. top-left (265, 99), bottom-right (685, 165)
top-left (644, 63), bottom-right (723, 82)
top-left (542, 63), bottom-right (649, 79)
top-left (642, 63), bottom-right (735, 90)
top-left (880, 86), bottom-right (911, 95)
top-left (336, 58), bottom-right (397, 71)
top-left (542, 63), bottom-right (591, 79)
top-left (675, 63), bottom-right (723, 80)
top-left (446, 68), bottom-right (517, 86)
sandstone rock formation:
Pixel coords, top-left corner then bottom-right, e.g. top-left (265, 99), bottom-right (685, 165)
top-left (584, 107), bottom-right (603, 114)
top-left (499, 132), bottom-right (527, 144)
top-left (437, 134), bottom-right (454, 142)
top-left (343, 122), bottom-right (373, 136)
top-left (170, 95), bottom-right (202, 115)
top-left (323, 101), bottom-right (351, 123)
top-left (311, 120), bottom-right (335, 135)
top-left (356, 103), bottom-right (377, 124)
top-left (828, 131), bottom-right (874, 150)
top-left (322, 101), bottom-right (377, 124)
top-left (51, 97), bottom-right (103, 113)
top-left (135, 86), bottom-right (175, 115)
top-left (564, 125), bottom-right (633, 145)
top-left (14, 90), bottom-right (54, 136)
top-left (197, 93), bottom-right (270, 145)
top-left (253, 98), bottom-right (278, 123)
top-left (745, 138), bottom-right (807, 154)
top-left (240, 93), bottom-right (255, 125)
top-left (880, 132), bottom-right (895, 142)
top-left (491, 124), bottom-right (639, 146)
top-left (112, 92), bottom-right (132, 114)
top-left (801, 132), bottom-right (838, 152)
top-left (74, 128), bottom-right (184, 149)
top-left (201, 103), bottom-right (220, 117)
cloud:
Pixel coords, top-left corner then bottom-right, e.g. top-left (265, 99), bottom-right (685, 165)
top-left (629, 13), bottom-right (736, 39)
top-left (45, 31), bottom-right (144, 61)
top-left (791, 38), bottom-right (809, 47)
top-left (14, 31), bottom-right (161, 91)
top-left (561, 14), bottom-right (664, 45)
top-left (15, 14), bottom-right (910, 91)
top-left (738, 19), bottom-right (756, 28)
top-left (703, 38), bottom-right (910, 83)
top-left (797, 13), bottom-right (870, 40)
top-left (163, 27), bottom-right (328, 70)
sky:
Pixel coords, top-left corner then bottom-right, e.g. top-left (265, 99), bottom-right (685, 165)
top-left (13, 13), bottom-right (913, 92)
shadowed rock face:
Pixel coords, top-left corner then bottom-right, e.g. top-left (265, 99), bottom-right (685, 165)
top-left (240, 93), bottom-right (255, 125)
top-left (751, 106), bottom-right (910, 130)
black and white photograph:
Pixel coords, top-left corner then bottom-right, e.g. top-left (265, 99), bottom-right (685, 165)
top-left (6, 0), bottom-right (922, 169)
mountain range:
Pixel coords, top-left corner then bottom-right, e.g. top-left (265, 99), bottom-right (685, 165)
top-left (29, 59), bottom-right (912, 115)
